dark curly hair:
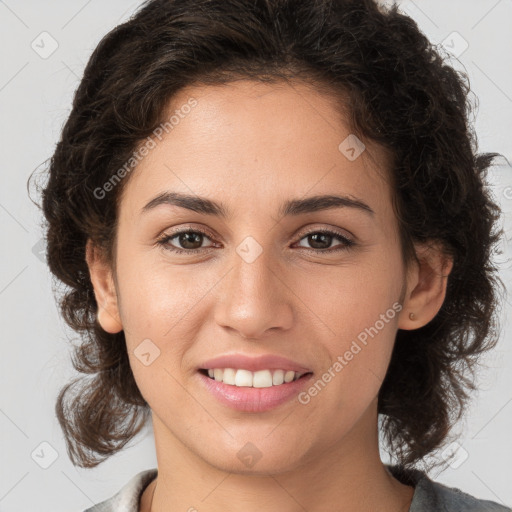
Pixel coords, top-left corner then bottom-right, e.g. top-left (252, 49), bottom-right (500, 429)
top-left (30, 0), bottom-right (506, 470)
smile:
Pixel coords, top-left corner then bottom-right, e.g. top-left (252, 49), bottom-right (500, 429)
top-left (197, 369), bottom-right (314, 413)
top-left (201, 368), bottom-right (309, 387)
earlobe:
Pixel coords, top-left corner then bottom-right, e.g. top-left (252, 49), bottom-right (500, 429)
top-left (85, 239), bottom-right (123, 334)
top-left (398, 241), bottom-right (454, 330)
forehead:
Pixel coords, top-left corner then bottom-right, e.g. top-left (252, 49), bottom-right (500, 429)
top-left (119, 79), bottom-right (394, 224)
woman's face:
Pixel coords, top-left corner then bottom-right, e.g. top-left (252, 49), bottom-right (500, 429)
top-left (90, 79), bottom-right (429, 474)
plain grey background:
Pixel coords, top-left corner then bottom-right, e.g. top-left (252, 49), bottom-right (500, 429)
top-left (1, 1), bottom-right (511, 511)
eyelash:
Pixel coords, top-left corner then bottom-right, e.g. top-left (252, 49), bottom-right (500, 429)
top-left (156, 227), bottom-right (355, 255)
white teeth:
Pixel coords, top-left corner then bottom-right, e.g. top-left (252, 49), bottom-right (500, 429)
top-left (235, 369), bottom-right (253, 387)
top-left (272, 369), bottom-right (284, 385)
top-left (253, 370), bottom-right (272, 388)
top-left (284, 370), bottom-right (295, 383)
top-left (222, 368), bottom-right (236, 385)
top-left (204, 368), bottom-right (306, 387)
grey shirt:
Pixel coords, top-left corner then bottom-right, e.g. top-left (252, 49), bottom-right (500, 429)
top-left (84, 465), bottom-right (511, 511)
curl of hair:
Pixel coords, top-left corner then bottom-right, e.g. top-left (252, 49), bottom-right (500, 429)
top-left (31, 0), bottom-right (505, 469)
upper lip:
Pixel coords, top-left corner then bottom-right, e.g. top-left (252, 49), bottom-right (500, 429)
top-left (199, 353), bottom-right (313, 373)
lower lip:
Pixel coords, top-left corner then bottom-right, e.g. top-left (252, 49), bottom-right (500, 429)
top-left (197, 371), bottom-right (314, 412)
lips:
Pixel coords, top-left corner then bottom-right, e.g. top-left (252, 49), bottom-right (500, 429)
top-left (197, 369), bottom-right (314, 412)
top-left (198, 353), bottom-right (313, 373)
top-left (196, 353), bottom-right (314, 412)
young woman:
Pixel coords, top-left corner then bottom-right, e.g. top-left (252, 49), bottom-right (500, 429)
top-left (36, 0), bottom-right (511, 510)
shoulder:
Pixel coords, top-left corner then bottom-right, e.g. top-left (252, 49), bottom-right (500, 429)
top-left (421, 478), bottom-right (511, 512)
top-left (82, 468), bottom-right (158, 512)
top-left (386, 464), bottom-right (511, 512)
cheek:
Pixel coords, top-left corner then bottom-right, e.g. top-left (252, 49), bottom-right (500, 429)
top-left (115, 252), bottom-right (228, 397)
top-left (115, 249), bottom-right (206, 336)
top-left (296, 257), bottom-right (403, 403)
top-left (297, 253), bottom-right (403, 338)
top-left (116, 265), bottom-right (202, 411)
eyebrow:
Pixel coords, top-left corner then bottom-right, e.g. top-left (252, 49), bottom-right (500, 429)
top-left (141, 191), bottom-right (375, 218)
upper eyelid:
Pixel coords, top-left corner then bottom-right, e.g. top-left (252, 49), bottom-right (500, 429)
top-left (161, 223), bottom-right (357, 241)
top-left (296, 225), bottom-right (354, 241)
top-left (162, 225), bottom-right (216, 242)
top-left (161, 222), bottom-right (354, 240)
top-left (160, 225), bottom-right (354, 248)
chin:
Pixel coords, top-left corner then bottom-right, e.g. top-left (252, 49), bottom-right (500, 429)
top-left (193, 437), bottom-right (308, 476)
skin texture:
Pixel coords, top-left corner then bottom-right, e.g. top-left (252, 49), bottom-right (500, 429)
top-left (86, 80), bottom-right (453, 512)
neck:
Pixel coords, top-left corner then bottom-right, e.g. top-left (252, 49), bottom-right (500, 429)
top-left (141, 403), bottom-right (414, 512)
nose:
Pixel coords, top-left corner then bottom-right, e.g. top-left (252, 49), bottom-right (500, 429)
top-left (213, 243), bottom-right (294, 340)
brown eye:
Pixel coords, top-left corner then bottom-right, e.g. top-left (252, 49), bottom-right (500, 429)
top-left (176, 231), bottom-right (204, 250)
top-left (296, 230), bottom-right (355, 253)
top-left (157, 229), bottom-right (215, 254)
top-left (306, 233), bottom-right (333, 250)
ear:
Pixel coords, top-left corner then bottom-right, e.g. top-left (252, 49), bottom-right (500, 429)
top-left (398, 240), bottom-right (454, 330)
top-left (85, 239), bottom-right (123, 334)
